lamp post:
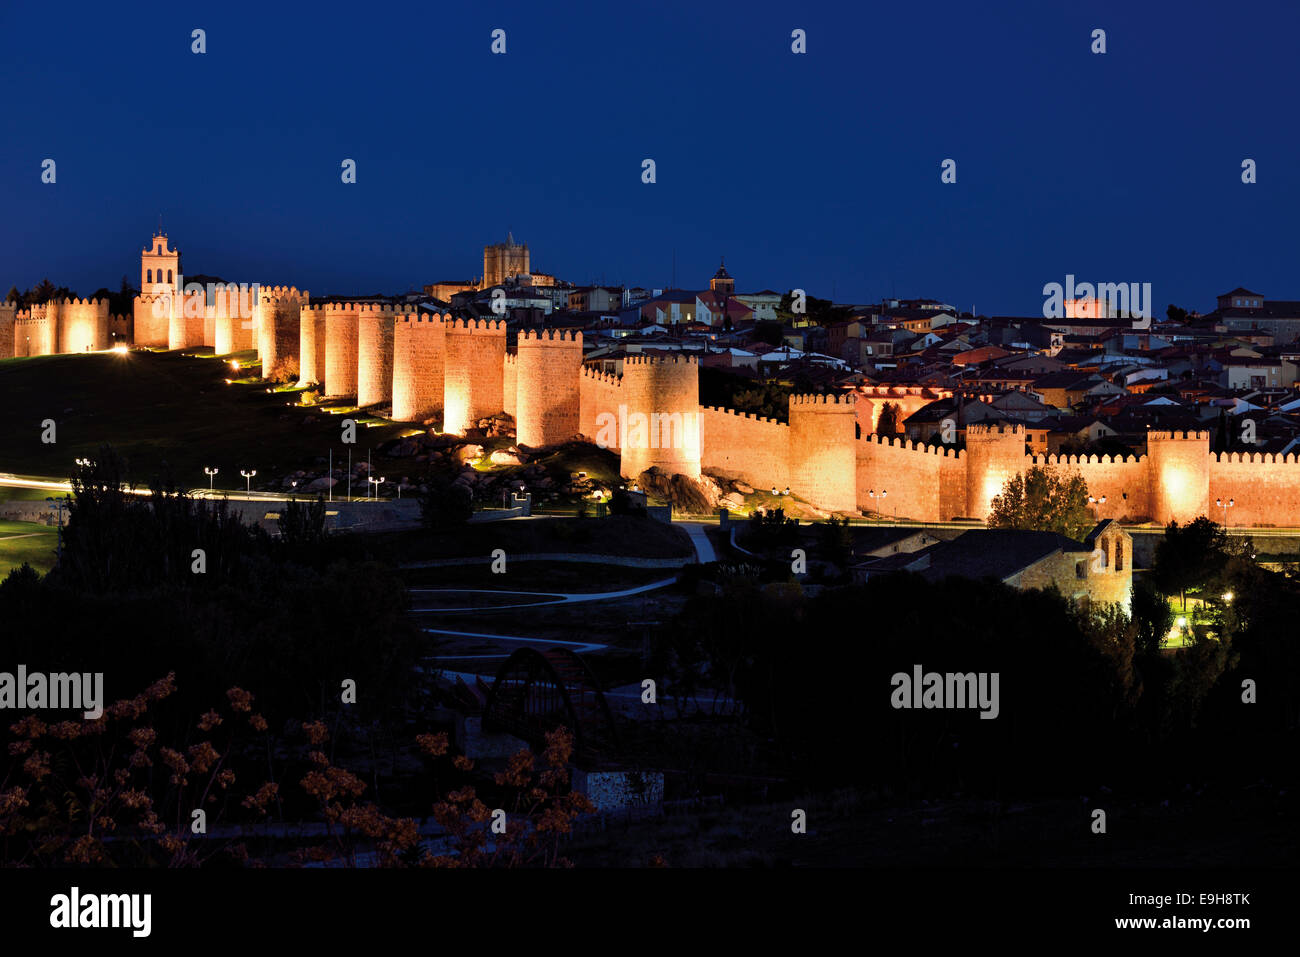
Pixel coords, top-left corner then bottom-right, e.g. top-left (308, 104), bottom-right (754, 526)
top-left (204, 467), bottom-right (218, 495)
top-left (241, 469), bottom-right (256, 498)
top-left (368, 475), bottom-right (385, 501)
top-left (1214, 497), bottom-right (1234, 527)
top-left (869, 488), bottom-right (890, 520)
top-left (45, 496), bottom-right (66, 564)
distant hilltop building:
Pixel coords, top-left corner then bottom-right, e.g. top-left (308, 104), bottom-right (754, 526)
top-left (482, 232), bottom-right (529, 287)
top-left (424, 234), bottom-right (561, 302)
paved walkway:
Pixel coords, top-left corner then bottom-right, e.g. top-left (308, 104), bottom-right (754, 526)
top-left (410, 577), bottom-right (677, 613)
top-left (681, 522), bottom-right (717, 563)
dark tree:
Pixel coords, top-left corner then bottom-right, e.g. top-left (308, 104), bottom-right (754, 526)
top-left (876, 401), bottom-right (902, 436)
top-left (987, 466), bottom-right (1093, 541)
top-left (1151, 517), bottom-right (1229, 608)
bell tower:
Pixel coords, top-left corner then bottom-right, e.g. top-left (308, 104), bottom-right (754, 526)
top-left (141, 227), bottom-right (180, 296)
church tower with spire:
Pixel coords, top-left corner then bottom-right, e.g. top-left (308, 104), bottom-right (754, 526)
top-left (710, 257), bottom-right (735, 295)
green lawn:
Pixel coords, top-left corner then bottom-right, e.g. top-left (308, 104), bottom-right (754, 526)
top-left (0, 350), bottom-right (411, 490)
top-left (0, 521), bottom-right (58, 577)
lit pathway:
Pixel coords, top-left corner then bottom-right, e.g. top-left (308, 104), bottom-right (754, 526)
top-left (680, 522), bottom-right (717, 563)
top-left (417, 577), bottom-right (676, 658)
top-left (410, 576), bottom-right (676, 613)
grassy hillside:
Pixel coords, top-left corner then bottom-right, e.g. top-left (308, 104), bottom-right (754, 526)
top-left (0, 350), bottom-right (410, 490)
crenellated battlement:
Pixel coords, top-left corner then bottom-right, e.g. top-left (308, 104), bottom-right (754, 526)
top-left (259, 285), bottom-right (307, 301)
top-left (623, 353), bottom-right (699, 366)
top-left (789, 392), bottom-right (855, 408)
top-left (397, 312), bottom-right (448, 324)
top-left (699, 405), bottom-right (789, 429)
top-left (967, 422), bottom-right (1025, 437)
top-left (1033, 452), bottom-right (1146, 467)
top-left (1212, 450), bottom-right (1300, 465)
top-left (581, 368), bottom-right (621, 388)
top-left (863, 433), bottom-right (962, 458)
top-left (58, 297), bottom-right (109, 308)
top-left (358, 302), bottom-right (402, 317)
top-left (1148, 430), bottom-right (1210, 442)
top-left (518, 327), bottom-right (582, 343)
top-left (443, 316), bottom-right (506, 333)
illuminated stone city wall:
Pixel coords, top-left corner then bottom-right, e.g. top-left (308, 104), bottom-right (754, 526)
top-left (515, 329), bottom-right (582, 448)
top-left (788, 393), bottom-right (857, 513)
top-left (579, 366), bottom-right (623, 449)
top-left (699, 406), bottom-right (790, 490)
top-left (357, 304), bottom-right (397, 408)
top-left (0, 302), bottom-right (14, 356)
top-left (257, 286), bottom-right (307, 381)
top-left (620, 354), bottom-right (701, 480)
top-left (58, 298), bottom-right (110, 353)
top-left (392, 313), bottom-right (445, 423)
top-left (441, 317), bottom-right (507, 434)
top-left (298, 304), bottom-right (326, 384)
top-left (323, 303), bottom-right (360, 398)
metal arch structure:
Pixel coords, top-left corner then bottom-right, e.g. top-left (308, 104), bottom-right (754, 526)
top-left (483, 647), bottom-right (621, 764)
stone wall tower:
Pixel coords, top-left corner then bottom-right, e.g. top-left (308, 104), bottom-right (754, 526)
top-left (357, 303), bottom-right (398, 408)
top-left (323, 303), bottom-right (360, 398)
top-left (515, 329), bottom-right (583, 448)
top-left (257, 286), bottom-right (307, 380)
top-left (299, 303), bottom-right (327, 384)
top-left (964, 423), bottom-right (1029, 519)
top-left (392, 312), bottom-right (446, 422)
top-left (788, 393), bottom-right (857, 513)
top-left (59, 298), bottom-right (109, 353)
top-left (0, 300), bottom-right (15, 356)
top-left (1147, 430), bottom-right (1211, 525)
top-left (620, 354), bottom-right (701, 480)
top-left (442, 317), bottom-right (507, 434)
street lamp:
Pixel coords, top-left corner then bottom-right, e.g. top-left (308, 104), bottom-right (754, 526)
top-left (1215, 497), bottom-right (1234, 526)
top-left (75, 457), bottom-right (94, 468)
top-left (368, 475), bottom-right (385, 500)
top-left (45, 496), bottom-right (66, 564)
top-left (241, 469), bottom-right (257, 498)
top-left (869, 489), bottom-right (890, 519)
top-left (1088, 494), bottom-right (1107, 507)
top-left (204, 467), bottom-right (219, 494)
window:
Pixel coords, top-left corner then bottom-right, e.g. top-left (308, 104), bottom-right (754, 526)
top-left (167, 270), bottom-right (173, 283)
top-left (146, 269), bottom-right (152, 283)
top-left (1100, 540), bottom-right (1109, 569)
top-left (1115, 540), bottom-right (1124, 572)
top-left (1076, 560), bottom-right (1087, 579)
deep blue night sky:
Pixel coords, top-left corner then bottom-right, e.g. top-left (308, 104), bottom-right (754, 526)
top-left (2, 0), bottom-right (1298, 314)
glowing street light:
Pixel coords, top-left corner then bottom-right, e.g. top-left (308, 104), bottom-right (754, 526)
top-left (1222, 591), bottom-right (1234, 603)
top-left (204, 467), bottom-right (219, 494)
top-left (74, 457), bottom-right (94, 468)
top-left (1215, 497), bottom-right (1234, 526)
top-left (240, 469), bottom-right (257, 498)
top-left (368, 475), bottom-right (385, 500)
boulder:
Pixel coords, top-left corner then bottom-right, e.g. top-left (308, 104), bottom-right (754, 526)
top-left (455, 444), bottom-right (484, 464)
top-left (489, 450), bottom-right (523, 466)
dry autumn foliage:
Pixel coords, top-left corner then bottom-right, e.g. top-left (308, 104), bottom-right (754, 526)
top-left (2, 677), bottom-right (594, 868)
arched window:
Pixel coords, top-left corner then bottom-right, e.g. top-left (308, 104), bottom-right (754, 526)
top-left (1115, 539), bottom-right (1124, 572)
top-left (1100, 539), bottom-right (1109, 569)
top-left (146, 269), bottom-right (152, 283)
top-left (167, 270), bottom-right (173, 283)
